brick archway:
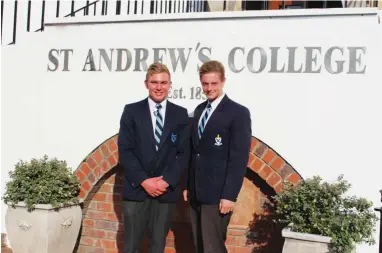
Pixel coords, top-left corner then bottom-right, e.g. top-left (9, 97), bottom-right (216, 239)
top-left (74, 135), bottom-right (302, 253)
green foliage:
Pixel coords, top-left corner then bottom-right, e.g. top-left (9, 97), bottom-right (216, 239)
top-left (3, 155), bottom-right (81, 210)
top-left (274, 175), bottom-right (378, 253)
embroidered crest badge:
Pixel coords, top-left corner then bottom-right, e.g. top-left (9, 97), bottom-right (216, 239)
top-left (214, 134), bottom-right (222, 146)
top-left (171, 133), bottom-right (177, 143)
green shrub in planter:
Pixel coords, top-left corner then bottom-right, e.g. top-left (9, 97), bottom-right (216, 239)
top-left (274, 175), bottom-right (378, 253)
top-left (2, 155), bottom-right (81, 210)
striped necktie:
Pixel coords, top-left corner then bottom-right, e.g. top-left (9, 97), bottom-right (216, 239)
top-left (198, 103), bottom-right (212, 139)
top-left (154, 104), bottom-right (164, 151)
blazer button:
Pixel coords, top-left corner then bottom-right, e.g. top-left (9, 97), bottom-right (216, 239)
top-left (156, 156), bottom-right (159, 159)
top-left (197, 154), bottom-right (200, 156)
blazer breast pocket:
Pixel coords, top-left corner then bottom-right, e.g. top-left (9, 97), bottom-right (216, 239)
top-left (169, 123), bottom-right (187, 146)
top-left (211, 131), bottom-right (227, 150)
top-left (169, 132), bottom-right (178, 146)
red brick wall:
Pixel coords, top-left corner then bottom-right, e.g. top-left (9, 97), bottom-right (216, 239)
top-left (74, 135), bottom-right (302, 253)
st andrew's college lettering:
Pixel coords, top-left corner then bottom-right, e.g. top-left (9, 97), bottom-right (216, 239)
top-left (47, 46), bottom-right (367, 74)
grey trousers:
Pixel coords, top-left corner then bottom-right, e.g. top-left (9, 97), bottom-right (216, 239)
top-left (123, 199), bottom-right (175, 253)
top-left (189, 202), bottom-right (232, 253)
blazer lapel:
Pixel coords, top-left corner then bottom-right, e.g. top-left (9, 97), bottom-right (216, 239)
top-left (192, 101), bottom-right (207, 148)
top-left (141, 99), bottom-right (156, 151)
top-left (158, 101), bottom-right (174, 150)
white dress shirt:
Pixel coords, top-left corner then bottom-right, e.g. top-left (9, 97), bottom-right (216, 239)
top-left (198, 93), bottom-right (226, 128)
top-left (148, 97), bottom-right (167, 135)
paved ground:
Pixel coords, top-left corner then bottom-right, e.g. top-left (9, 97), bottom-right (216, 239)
top-left (1, 245), bottom-right (13, 253)
top-left (1, 233), bottom-right (12, 253)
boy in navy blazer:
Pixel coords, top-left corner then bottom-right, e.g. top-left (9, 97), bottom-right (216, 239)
top-left (118, 62), bottom-right (190, 253)
top-left (184, 60), bottom-right (252, 253)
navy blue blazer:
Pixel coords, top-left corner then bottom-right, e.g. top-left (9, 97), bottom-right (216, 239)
top-left (187, 95), bottom-right (252, 205)
top-left (117, 98), bottom-right (190, 203)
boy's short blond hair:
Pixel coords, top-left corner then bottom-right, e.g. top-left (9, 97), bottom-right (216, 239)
top-left (146, 62), bottom-right (171, 80)
top-left (199, 60), bottom-right (225, 80)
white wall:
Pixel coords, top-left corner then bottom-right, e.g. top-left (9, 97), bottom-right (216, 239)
top-left (1, 9), bottom-right (382, 252)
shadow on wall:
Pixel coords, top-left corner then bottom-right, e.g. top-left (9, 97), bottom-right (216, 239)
top-left (245, 169), bottom-right (285, 253)
top-left (113, 166), bottom-right (125, 252)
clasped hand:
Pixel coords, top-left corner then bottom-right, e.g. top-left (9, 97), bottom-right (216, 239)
top-left (141, 176), bottom-right (169, 197)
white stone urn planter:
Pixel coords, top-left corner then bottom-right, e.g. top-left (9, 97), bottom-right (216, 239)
top-left (281, 227), bottom-right (357, 253)
top-left (5, 202), bottom-right (82, 253)
top-left (281, 227), bottom-right (333, 253)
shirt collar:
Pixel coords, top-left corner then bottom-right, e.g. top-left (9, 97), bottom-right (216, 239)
top-left (148, 97), bottom-right (167, 113)
top-left (208, 93), bottom-right (225, 110)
